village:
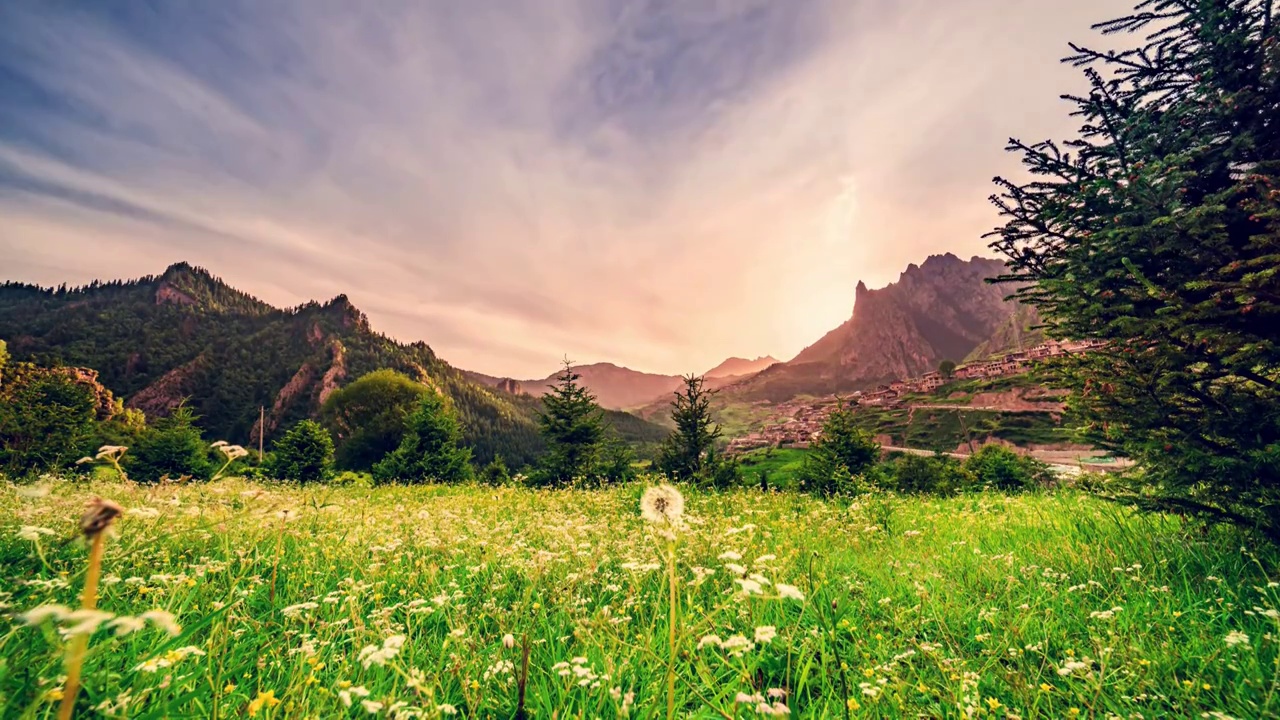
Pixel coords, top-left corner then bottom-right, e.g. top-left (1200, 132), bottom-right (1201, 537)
top-left (724, 338), bottom-right (1105, 454)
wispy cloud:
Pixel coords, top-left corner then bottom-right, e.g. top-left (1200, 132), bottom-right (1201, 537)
top-left (0, 0), bottom-right (1131, 377)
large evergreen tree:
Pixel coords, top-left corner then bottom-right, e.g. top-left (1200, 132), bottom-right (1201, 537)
top-left (0, 362), bottom-right (99, 475)
top-left (533, 361), bottom-right (606, 486)
top-left (657, 374), bottom-right (722, 481)
top-left (988, 1), bottom-right (1280, 537)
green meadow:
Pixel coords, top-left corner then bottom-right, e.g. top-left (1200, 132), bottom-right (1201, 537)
top-left (3, 479), bottom-right (1277, 718)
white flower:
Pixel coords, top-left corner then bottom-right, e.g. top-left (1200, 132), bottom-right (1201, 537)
top-left (503, 633), bottom-right (516, 649)
top-left (640, 484), bottom-right (685, 525)
top-left (697, 634), bottom-right (723, 650)
top-left (1226, 630), bottom-right (1251, 647)
top-left (776, 584), bottom-right (805, 602)
top-left (754, 626), bottom-right (777, 644)
top-left (20, 604), bottom-right (70, 625)
top-left (736, 578), bottom-right (764, 595)
top-left (61, 609), bottom-right (114, 637)
top-left (1057, 659), bottom-right (1092, 676)
top-left (736, 692), bottom-right (764, 704)
top-left (106, 616), bottom-right (147, 635)
top-left (361, 699), bottom-right (384, 713)
top-left (720, 635), bottom-right (755, 655)
top-left (282, 602), bottom-right (319, 618)
top-left (140, 609), bottom-right (182, 636)
top-left (358, 635), bottom-right (405, 668)
top-left (718, 551), bottom-right (742, 561)
top-left (17, 526), bottom-right (56, 542)
top-left (437, 704), bottom-right (458, 715)
top-left (724, 563), bottom-right (748, 575)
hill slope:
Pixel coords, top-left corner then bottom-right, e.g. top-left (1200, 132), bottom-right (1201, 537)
top-left (0, 263), bottom-right (663, 465)
top-left (705, 356), bottom-right (779, 379)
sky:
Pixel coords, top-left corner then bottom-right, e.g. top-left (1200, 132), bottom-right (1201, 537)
top-left (0, 0), bottom-right (1132, 378)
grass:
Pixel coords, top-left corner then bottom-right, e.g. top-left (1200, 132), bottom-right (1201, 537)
top-left (3, 479), bottom-right (1279, 718)
top-left (736, 448), bottom-right (810, 489)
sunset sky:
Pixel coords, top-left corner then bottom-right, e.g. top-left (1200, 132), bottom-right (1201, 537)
top-left (0, 0), bottom-right (1130, 378)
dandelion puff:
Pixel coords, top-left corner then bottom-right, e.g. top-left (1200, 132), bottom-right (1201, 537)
top-left (640, 484), bottom-right (684, 525)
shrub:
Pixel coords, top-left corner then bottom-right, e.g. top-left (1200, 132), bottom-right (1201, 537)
top-left (479, 455), bottom-right (511, 487)
top-left (892, 454), bottom-right (974, 496)
top-left (0, 363), bottom-right (99, 475)
top-left (373, 392), bottom-right (472, 484)
top-left (270, 420), bottom-right (335, 483)
top-left (128, 405), bottom-right (213, 483)
top-left (963, 445), bottom-right (1052, 492)
top-left (320, 369), bottom-right (430, 471)
top-left (596, 434), bottom-right (637, 485)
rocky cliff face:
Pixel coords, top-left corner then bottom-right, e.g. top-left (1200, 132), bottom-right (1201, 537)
top-left (732, 254), bottom-right (1022, 400)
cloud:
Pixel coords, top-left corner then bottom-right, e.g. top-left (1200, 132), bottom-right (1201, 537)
top-left (0, 0), bottom-right (1132, 377)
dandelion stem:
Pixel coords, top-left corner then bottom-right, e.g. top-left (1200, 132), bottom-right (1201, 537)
top-left (666, 537), bottom-right (678, 720)
top-left (58, 529), bottom-right (106, 720)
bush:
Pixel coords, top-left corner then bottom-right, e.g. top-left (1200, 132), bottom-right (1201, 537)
top-left (479, 456), bottom-right (511, 487)
top-left (704, 452), bottom-right (744, 490)
top-left (373, 392), bottom-right (472, 484)
top-left (270, 420), bottom-right (335, 483)
top-left (892, 454), bottom-right (974, 496)
top-left (128, 405), bottom-right (213, 483)
top-left (321, 369), bottom-right (430, 471)
top-left (596, 434), bottom-right (638, 485)
top-left (0, 363), bottom-right (99, 476)
top-left (963, 445), bottom-right (1052, 492)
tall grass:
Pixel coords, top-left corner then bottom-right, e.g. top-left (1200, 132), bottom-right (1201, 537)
top-left (2, 479), bottom-right (1277, 718)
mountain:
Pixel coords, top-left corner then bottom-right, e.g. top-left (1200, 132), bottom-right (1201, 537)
top-left (0, 263), bottom-right (665, 466)
top-left (726, 253), bottom-right (1022, 401)
top-left (704, 356), bottom-right (779, 379)
top-left (964, 305), bottom-right (1046, 362)
top-left (469, 358), bottom-right (776, 411)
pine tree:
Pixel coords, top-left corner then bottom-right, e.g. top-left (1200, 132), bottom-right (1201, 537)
top-left (988, 1), bottom-right (1280, 538)
top-left (797, 399), bottom-right (880, 495)
top-left (657, 374), bottom-right (722, 481)
top-left (533, 360), bottom-right (606, 486)
top-left (270, 419), bottom-right (335, 483)
top-left (372, 391), bottom-right (472, 484)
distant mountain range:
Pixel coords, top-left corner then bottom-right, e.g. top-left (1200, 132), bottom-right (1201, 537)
top-left (0, 263), bottom-right (666, 466)
top-left (467, 356), bottom-right (779, 411)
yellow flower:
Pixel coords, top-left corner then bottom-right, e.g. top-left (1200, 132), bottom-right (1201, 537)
top-left (248, 689), bottom-right (281, 717)
top-left (863, 668), bottom-right (875, 678)
top-left (44, 688), bottom-right (65, 702)
top-left (1203, 683), bottom-right (1211, 690)
top-left (1039, 683), bottom-right (1053, 693)
top-left (224, 683), bottom-right (237, 694)
top-left (917, 682), bottom-right (929, 694)
top-left (1182, 680), bottom-right (1194, 688)
top-left (1137, 659), bottom-right (1150, 667)
top-left (986, 698), bottom-right (1002, 710)
top-left (1066, 709), bottom-right (1081, 718)
top-left (846, 698), bottom-right (860, 711)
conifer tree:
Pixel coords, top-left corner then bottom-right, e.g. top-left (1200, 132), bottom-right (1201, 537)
top-left (797, 399), bottom-right (880, 495)
top-left (534, 360), bottom-right (606, 486)
top-left (373, 390), bottom-right (472, 484)
top-left (988, 1), bottom-right (1280, 538)
top-left (657, 374), bottom-right (722, 481)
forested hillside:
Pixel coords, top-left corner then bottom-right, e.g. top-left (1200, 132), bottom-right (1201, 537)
top-left (0, 263), bottom-right (663, 466)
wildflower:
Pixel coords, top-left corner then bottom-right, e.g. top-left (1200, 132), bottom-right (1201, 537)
top-left (60, 609), bottom-right (114, 637)
top-left (361, 699), bottom-right (384, 713)
top-left (718, 551), bottom-right (742, 561)
top-left (1057, 659), bottom-right (1092, 676)
top-left (640, 484), bottom-right (685, 525)
top-left (358, 635), bottom-right (405, 668)
top-left (720, 635), bottom-right (755, 655)
top-left (776, 583), bottom-right (805, 602)
top-left (21, 604), bottom-right (71, 625)
top-left (736, 578), bottom-right (764, 595)
top-left (339, 686), bottom-right (371, 707)
top-left (697, 634), bottom-right (723, 650)
top-left (438, 704), bottom-right (458, 715)
top-left (755, 626), bottom-right (777, 644)
top-left (247, 689), bottom-right (281, 717)
top-left (503, 633), bottom-right (516, 649)
top-left (1225, 630), bottom-right (1250, 648)
top-left (281, 602), bottom-right (319, 618)
top-left (17, 526), bottom-right (56, 542)
top-left (139, 609), bottom-right (181, 635)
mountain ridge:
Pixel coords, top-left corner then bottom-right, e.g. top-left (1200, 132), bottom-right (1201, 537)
top-left (0, 262), bottom-right (665, 465)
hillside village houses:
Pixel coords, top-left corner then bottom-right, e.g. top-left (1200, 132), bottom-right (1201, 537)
top-left (725, 337), bottom-right (1104, 453)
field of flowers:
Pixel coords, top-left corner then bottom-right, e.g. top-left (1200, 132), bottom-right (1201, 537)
top-left (2, 479), bottom-right (1278, 719)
